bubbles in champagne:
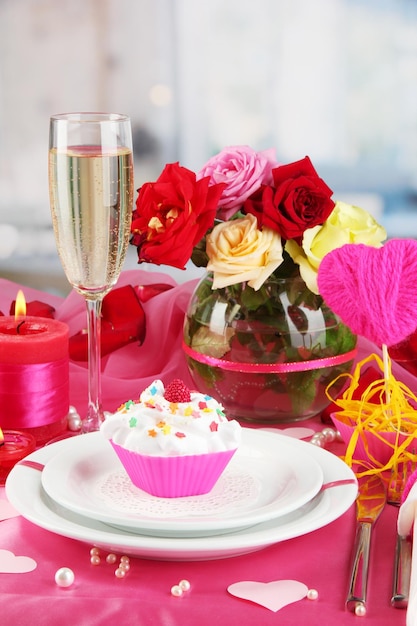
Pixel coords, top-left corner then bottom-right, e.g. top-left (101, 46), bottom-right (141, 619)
top-left (49, 146), bottom-right (134, 298)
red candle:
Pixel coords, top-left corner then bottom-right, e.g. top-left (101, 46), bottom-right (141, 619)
top-left (0, 291), bottom-right (70, 444)
top-left (0, 315), bottom-right (69, 364)
top-left (0, 428), bottom-right (37, 485)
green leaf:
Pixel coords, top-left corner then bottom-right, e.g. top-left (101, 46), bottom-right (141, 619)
top-left (287, 370), bottom-right (321, 415)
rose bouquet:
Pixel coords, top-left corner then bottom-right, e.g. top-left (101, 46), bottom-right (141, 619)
top-left (131, 146), bottom-right (387, 421)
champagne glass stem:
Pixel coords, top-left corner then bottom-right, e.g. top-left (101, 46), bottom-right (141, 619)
top-left (82, 297), bottom-right (105, 432)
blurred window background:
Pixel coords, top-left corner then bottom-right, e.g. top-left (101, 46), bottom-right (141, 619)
top-left (0, 0), bottom-right (416, 294)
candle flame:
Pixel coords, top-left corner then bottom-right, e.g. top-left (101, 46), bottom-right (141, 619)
top-left (15, 290), bottom-right (27, 320)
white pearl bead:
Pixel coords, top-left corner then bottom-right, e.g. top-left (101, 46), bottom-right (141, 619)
top-left (310, 433), bottom-right (325, 447)
top-left (119, 562), bottom-right (130, 571)
top-left (171, 585), bottom-right (183, 597)
top-left (355, 602), bottom-right (366, 617)
top-left (322, 427), bottom-right (336, 443)
top-left (68, 415), bottom-right (82, 431)
top-left (179, 579), bottom-right (191, 591)
top-left (90, 547), bottom-right (100, 556)
top-left (90, 555), bottom-right (101, 566)
top-left (307, 588), bottom-right (318, 600)
top-left (115, 567), bottom-right (126, 578)
top-left (55, 567), bottom-right (75, 588)
top-left (106, 553), bottom-right (117, 564)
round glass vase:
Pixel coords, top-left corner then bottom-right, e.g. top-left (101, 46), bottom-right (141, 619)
top-left (183, 272), bottom-right (357, 423)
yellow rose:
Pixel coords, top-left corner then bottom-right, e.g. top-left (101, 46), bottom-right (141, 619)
top-left (286, 200), bottom-right (387, 294)
top-left (206, 213), bottom-right (283, 290)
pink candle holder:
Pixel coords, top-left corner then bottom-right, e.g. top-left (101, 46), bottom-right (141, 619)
top-left (0, 430), bottom-right (37, 485)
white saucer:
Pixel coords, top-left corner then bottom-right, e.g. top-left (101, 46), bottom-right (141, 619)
top-left (40, 430), bottom-right (324, 537)
top-left (6, 432), bottom-right (357, 561)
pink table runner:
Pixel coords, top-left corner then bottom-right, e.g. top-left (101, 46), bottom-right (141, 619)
top-left (0, 271), bottom-right (411, 625)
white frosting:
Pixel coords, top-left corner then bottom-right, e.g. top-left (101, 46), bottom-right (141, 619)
top-left (100, 380), bottom-right (241, 456)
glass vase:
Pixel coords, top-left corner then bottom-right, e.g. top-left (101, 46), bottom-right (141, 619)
top-left (183, 272), bottom-right (357, 423)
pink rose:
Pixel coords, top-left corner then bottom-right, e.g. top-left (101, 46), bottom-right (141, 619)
top-left (197, 145), bottom-right (278, 220)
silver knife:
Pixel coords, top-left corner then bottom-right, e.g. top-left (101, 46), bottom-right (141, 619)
top-left (391, 534), bottom-right (412, 608)
top-left (346, 474), bottom-right (386, 615)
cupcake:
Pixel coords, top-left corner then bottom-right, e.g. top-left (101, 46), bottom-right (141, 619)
top-left (100, 379), bottom-right (241, 497)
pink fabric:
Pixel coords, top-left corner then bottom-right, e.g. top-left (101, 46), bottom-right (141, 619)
top-left (58, 271), bottom-right (197, 416)
top-left (0, 272), bottom-right (415, 625)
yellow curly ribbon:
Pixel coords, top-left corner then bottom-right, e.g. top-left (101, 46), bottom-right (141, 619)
top-left (326, 353), bottom-right (417, 477)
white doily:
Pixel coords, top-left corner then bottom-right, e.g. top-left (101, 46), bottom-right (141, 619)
top-left (96, 466), bottom-right (260, 519)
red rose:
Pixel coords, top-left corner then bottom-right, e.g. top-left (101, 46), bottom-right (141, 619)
top-left (131, 163), bottom-right (225, 269)
top-left (243, 156), bottom-right (335, 240)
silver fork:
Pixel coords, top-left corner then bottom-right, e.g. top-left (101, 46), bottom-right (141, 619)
top-left (388, 459), bottom-right (416, 608)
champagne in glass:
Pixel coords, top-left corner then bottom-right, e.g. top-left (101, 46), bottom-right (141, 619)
top-left (48, 113), bottom-right (134, 432)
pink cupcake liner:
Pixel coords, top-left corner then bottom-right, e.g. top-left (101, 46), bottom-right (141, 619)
top-left (110, 441), bottom-right (237, 498)
top-left (331, 412), bottom-right (413, 465)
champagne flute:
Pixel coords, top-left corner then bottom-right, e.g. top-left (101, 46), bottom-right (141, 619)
top-left (48, 113), bottom-right (134, 432)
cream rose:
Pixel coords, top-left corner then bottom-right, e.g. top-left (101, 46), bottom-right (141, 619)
top-left (206, 213), bottom-right (283, 290)
top-left (286, 200), bottom-right (387, 294)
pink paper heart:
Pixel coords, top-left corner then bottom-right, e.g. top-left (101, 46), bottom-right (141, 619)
top-left (278, 427), bottom-right (315, 439)
top-left (227, 580), bottom-right (308, 612)
top-left (0, 499), bottom-right (20, 521)
top-left (0, 549), bottom-right (37, 573)
top-left (318, 240), bottom-right (417, 346)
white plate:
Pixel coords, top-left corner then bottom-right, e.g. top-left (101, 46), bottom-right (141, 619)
top-left (40, 430), bottom-right (324, 537)
top-left (5, 432), bottom-right (357, 561)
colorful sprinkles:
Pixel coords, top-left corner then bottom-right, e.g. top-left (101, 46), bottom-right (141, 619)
top-left (118, 380), bottom-right (227, 439)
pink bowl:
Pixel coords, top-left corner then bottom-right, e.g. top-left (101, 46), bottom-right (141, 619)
top-left (110, 441), bottom-right (237, 498)
top-left (331, 412), bottom-right (415, 465)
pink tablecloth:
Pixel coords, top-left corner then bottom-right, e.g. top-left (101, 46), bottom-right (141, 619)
top-left (0, 271), bottom-right (411, 625)
top-left (0, 489), bottom-right (403, 626)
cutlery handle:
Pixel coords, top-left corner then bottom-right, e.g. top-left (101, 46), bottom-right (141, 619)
top-left (391, 534), bottom-right (412, 608)
top-left (346, 521), bottom-right (372, 614)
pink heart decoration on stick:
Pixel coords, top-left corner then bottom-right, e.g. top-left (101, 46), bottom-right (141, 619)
top-left (227, 580), bottom-right (308, 612)
top-left (317, 240), bottom-right (417, 347)
top-left (0, 549), bottom-right (37, 573)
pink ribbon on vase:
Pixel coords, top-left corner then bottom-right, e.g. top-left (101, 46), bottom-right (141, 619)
top-left (182, 342), bottom-right (357, 373)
